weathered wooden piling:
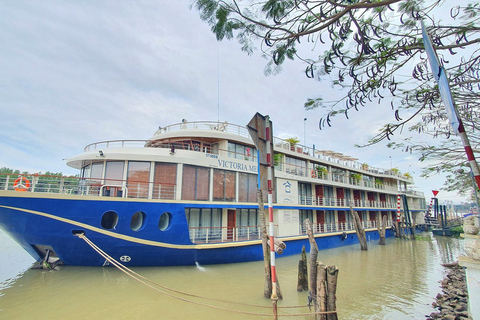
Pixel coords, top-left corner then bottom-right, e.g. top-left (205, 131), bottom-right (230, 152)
top-left (349, 204), bottom-right (367, 250)
top-left (410, 212), bottom-right (416, 240)
top-left (316, 263), bottom-right (327, 320)
top-left (326, 265), bottom-right (339, 320)
top-left (297, 246), bottom-right (308, 291)
top-left (304, 219), bottom-right (338, 319)
top-left (316, 263), bottom-right (339, 320)
top-left (376, 212), bottom-right (386, 245)
top-left (305, 219), bottom-right (319, 298)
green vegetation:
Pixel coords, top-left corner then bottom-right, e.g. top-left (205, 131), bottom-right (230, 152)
top-left (285, 137), bottom-right (300, 147)
top-left (450, 226), bottom-right (464, 237)
top-left (350, 173), bottom-right (362, 181)
top-left (273, 153), bottom-right (283, 167)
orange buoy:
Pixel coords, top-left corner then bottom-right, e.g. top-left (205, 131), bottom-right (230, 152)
top-left (13, 176), bottom-right (30, 191)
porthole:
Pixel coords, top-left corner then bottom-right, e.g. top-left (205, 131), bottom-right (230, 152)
top-left (158, 212), bottom-right (172, 231)
top-left (130, 211), bottom-right (146, 231)
top-left (101, 211), bottom-right (119, 229)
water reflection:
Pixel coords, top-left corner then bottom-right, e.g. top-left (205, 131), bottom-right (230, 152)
top-left (0, 232), bottom-right (463, 320)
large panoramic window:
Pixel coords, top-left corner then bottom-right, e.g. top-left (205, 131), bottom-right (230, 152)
top-left (90, 162), bottom-right (104, 185)
top-left (127, 161), bottom-right (150, 198)
top-left (182, 165), bottom-right (210, 201)
top-left (238, 172), bottom-right (257, 202)
top-left (105, 161), bottom-right (124, 186)
top-left (213, 169), bottom-right (236, 201)
top-left (185, 208), bottom-right (222, 242)
top-left (154, 163), bottom-right (177, 199)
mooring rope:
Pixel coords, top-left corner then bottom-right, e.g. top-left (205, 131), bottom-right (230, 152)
top-left (76, 233), bottom-right (336, 317)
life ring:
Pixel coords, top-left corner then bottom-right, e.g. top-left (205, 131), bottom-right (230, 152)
top-left (311, 170), bottom-right (316, 178)
top-left (13, 177), bottom-right (30, 192)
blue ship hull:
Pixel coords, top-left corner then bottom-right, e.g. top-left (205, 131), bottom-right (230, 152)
top-left (0, 193), bottom-right (394, 266)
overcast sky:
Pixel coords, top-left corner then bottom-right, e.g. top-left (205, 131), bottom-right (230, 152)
top-left (0, 0), bottom-right (468, 204)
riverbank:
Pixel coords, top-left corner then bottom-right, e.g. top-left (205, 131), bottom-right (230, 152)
top-left (427, 263), bottom-right (470, 319)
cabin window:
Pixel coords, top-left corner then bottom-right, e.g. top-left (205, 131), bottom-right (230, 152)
top-left (228, 142), bottom-right (255, 162)
top-left (238, 173), bottom-right (257, 202)
top-left (213, 169), bottom-right (236, 201)
top-left (298, 183), bottom-right (312, 205)
top-left (325, 211), bottom-right (336, 232)
top-left (90, 162), bottom-right (104, 184)
top-left (185, 208), bottom-right (222, 242)
top-left (324, 186), bottom-right (334, 206)
top-left (81, 164), bottom-right (91, 179)
top-left (130, 211), bottom-right (146, 231)
top-left (182, 165), bottom-right (210, 201)
top-left (299, 210), bottom-right (314, 233)
top-left (285, 156), bottom-right (306, 176)
top-left (127, 162), bottom-right (150, 199)
top-left (101, 211), bottom-right (118, 229)
top-left (158, 212), bottom-right (172, 231)
top-left (153, 163), bottom-right (177, 200)
top-left (105, 161), bottom-right (124, 186)
top-left (237, 209), bottom-right (259, 239)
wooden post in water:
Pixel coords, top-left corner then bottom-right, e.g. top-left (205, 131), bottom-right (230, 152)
top-left (297, 245), bottom-right (308, 291)
top-left (410, 212), bottom-right (416, 240)
top-left (316, 263), bottom-right (327, 320)
top-left (305, 219), bottom-right (338, 319)
top-left (349, 204), bottom-right (367, 250)
top-left (326, 265), bottom-right (339, 320)
top-left (305, 219), bottom-right (319, 300)
top-left (376, 212), bottom-right (386, 245)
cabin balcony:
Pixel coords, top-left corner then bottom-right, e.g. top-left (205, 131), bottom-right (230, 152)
top-left (298, 195), bottom-right (425, 211)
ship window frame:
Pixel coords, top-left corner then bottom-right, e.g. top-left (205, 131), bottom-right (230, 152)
top-left (101, 210), bottom-right (119, 230)
top-left (158, 212), bottom-right (172, 231)
top-left (130, 211), bottom-right (146, 231)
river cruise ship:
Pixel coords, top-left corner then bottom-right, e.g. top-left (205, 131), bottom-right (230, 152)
top-left (0, 120), bottom-right (426, 266)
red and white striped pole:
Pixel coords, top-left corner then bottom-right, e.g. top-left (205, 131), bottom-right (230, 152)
top-left (265, 117), bottom-right (277, 302)
top-left (397, 194), bottom-right (401, 222)
top-left (427, 198), bottom-right (434, 217)
top-left (458, 123), bottom-right (480, 191)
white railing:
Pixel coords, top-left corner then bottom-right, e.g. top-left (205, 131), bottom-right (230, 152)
top-left (299, 219), bottom-right (393, 235)
top-left (188, 225), bottom-right (276, 243)
top-left (299, 195), bottom-right (402, 209)
top-left (0, 173), bottom-right (176, 200)
top-left (154, 121), bottom-right (251, 139)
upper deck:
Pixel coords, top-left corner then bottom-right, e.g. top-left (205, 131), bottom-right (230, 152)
top-left (75, 120), bottom-right (421, 197)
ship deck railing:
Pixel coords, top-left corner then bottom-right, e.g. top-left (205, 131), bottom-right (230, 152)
top-left (299, 195), bottom-right (426, 211)
top-left (0, 173), bottom-right (176, 200)
top-left (0, 173), bottom-right (426, 211)
top-left (188, 220), bottom-right (393, 244)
